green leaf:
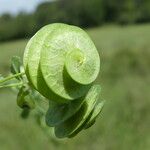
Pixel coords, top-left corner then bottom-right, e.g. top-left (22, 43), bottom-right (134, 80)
top-left (11, 56), bottom-right (22, 80)
top-left (17, 86), bottom-right (35, 109)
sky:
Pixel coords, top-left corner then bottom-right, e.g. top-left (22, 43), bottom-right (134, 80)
top-left (0, 0), bottom-right (50, 15)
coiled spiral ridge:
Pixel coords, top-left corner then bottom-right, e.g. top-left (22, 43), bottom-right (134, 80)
top-left (23, 23), bottom-right (104, 138)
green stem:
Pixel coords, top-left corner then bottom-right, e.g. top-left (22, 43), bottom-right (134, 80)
top-left (0, 72), bottom-right (25, 84)
top-left (36, 104), bottom-right (46, 115)
top-left (0, 82), bottom-right (23, 88)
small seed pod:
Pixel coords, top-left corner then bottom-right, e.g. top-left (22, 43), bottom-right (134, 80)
top-left (23, 23), bottom-right (104, 138)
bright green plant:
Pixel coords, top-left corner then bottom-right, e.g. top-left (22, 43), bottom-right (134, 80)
top-left (0, 23), bottom-right (105, 138)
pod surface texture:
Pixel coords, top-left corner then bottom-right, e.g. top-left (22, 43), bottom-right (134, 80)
top-left (23, 23), bottom-right (104, 138)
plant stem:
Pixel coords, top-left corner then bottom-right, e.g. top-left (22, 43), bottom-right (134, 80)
top-left (0, 72), bottom-right (25, 84)
top-left (36, 104), bottom-right (46, 115)
top-left (0, 82), bottom-right (23, 88)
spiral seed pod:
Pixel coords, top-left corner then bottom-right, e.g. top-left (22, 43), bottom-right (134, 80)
top-left (23, 23), bottom-right (104, 138)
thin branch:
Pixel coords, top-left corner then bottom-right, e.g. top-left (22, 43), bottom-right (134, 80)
top-left (0, 72), bottom-right (25, 84)
top-left (0, 82), bottom-right (23, 88)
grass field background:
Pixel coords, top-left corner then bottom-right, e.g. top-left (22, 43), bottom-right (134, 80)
top-left (0, 24), bottom-right (150, 150)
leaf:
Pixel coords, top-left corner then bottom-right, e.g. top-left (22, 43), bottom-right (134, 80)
top-left (17, 86), bottom-right (35, 109)
top-left (10, 56), bottom-right (22, 80)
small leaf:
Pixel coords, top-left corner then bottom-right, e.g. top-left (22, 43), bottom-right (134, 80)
top-left (17, 86), bottom-right (35, 109)
top-left (10, 56), bottom-right (22, 80)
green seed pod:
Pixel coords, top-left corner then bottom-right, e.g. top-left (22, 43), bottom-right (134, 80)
top-left (23, 23), bottom-right (104, 138)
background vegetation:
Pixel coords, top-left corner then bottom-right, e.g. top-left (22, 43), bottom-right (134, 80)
top-left (0, 24), bottom-right (150, 150)
top-left (0, 0), bottom-right (150, 150)
top-left (0, 0), bottom-right (150, 41)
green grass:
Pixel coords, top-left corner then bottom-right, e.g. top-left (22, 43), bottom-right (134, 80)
top-left (0, 24), bottom-right (150, 150)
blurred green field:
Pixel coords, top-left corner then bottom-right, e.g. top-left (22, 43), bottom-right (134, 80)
top-left (0, 24), bottom-right (150, 150)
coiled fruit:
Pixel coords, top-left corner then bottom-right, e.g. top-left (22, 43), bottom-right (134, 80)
top-left (23, 23), bottom-right (104, 138)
